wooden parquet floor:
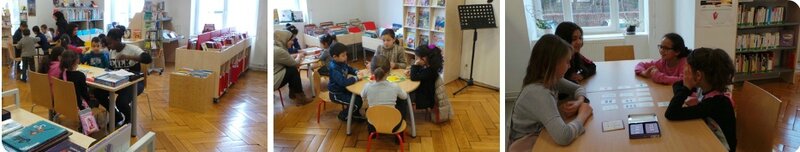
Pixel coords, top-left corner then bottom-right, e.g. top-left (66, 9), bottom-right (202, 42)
top-left (273, 61), bottom-right (501, 152)
top-left (1, 63), bottom-right (268, 152)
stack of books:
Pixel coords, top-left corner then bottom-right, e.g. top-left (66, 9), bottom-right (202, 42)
top-left (2, 121), bottom-right (73, 152)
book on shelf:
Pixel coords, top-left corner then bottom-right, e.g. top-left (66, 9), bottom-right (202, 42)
top-left (784, 51), bottom-right (796, 69)
top-left (44, 140), bottom-right (84, 152)
top-left (419, 11), bottom-right (430, 29)
top-left (304, 24), bottom-right (317, 35)
top-left (405, 0), bottom-right (416, 5)
top-left (434, 16), bottom-right (445, 31)
top-left (406, 11), bottom-right (417, 28)
top-left (736, 32), bottom-right (783, 51)
top-left (735, 52), bottom-right (774, 73)
top-left (406, 31), bottom-right (416, 49)
top-left (363, 21), bottom-right (377, 31)
top-left (349, 18), bottom-right (362, 30)
top-left (319, 21), bottom-right (334, 29)
top-left (419, 34), bottom-right (430, 46)
top-left (433, 33), bottom-right (445, 48)
top-left (336, 22), bottom-right (348, 27)
top-left (422, 0), bottom-right (431, 6)
top-left (780, 33), bottom-right (794, 47)
top-left (2, 120), bottom-right (71, 152)
top-left (437, 0), bottom-right (446, 7)
top-left (738, 5), bottom-right (784, 25)
top-left (392, 23), bottom-right (403, 30)
top-left (328, 26), bottom-right (348, 35)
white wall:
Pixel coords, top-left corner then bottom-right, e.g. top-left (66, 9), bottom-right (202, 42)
top-left (363, 0), bottom-right (402, 28)
top-left (165, 0), bottom-right (192, 44)
top-left (254, 0), bottom-right (267, 70)
top-left (459, 0), bottom-right (501, 88)
top-left (505, 0), bottom-right (533, 99)
top-left (306, 0), bottom-right (365, 24)
top-left (20, 0), bottom-right (105, 30)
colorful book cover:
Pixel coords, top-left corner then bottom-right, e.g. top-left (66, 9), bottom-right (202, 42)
top-left (2, 121), bottom-right (69, 152)
top-left (433, 33), bottom-right (445, 48)
top-left (406, 12), bottom-right (417, 27)
top-left (419, 35), bottom-right (430, 46)
top-left (406, 31), bottom-right (416, 49)
top-left (419, 11), bottom-right (430, 29)
top-left (304, 24), bottom-right (317, 35)
top-left (437, 0), bottom-right (445, 7)
top-left (422, 0), bottom-right (430, 6)
top-left (434, 16), bottom-right (445, 31)
top-left (44, 140), bottom-right (85, 152)
top-left (405, 0), bottom-right (416, 5)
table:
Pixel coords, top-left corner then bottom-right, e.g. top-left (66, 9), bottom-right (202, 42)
top-left (344, 69), bottom-right (420, 137)
top-left (77, 65), bottom-right (143, 137)
top-left (301, 52), bottom-right (320, 97)
top-left (3, 105), bottom-right (96, 148)
top-left (532, 60), bottom-right (727, 151)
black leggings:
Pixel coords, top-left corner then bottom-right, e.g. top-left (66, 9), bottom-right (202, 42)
top-left (93, 81), bottom-right (145, 124)
top-left (279, 66), bottom-right (304, 95)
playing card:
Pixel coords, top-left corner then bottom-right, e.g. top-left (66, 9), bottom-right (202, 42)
top-left (620, 93), bottom-right (635, 97)
top-left (637, 92), bottom-right (651, 97)
top-left (602, 105), bottom-right (619, 111)
top-left (602, 120), bottom-right (625, 132)
top-left (635, 88), bottom-right (649, 92)
top-left (657, 101), bottom-right (670, 107)
top-left (622, 98), bottom-right (636, 103)
top-left (618, 85), bottom-right (632, 90)
top-left (635, 83), bottom-right (649, 88)
top-left (601, 99), bottom-right (616, 104)
top-left (624, 104), bottom-right (637, 109)
top-left (601, 94), bottom-right (617, 98)
top-left (636, 102), bottom-right (654, 108)
top-left (636, 98), bottom-right (653, 102)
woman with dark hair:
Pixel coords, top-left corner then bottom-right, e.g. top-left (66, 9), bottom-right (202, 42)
top-left (555, 22), bottom-right (596, 83)
top-left (635, 33), bottom-right (691, 84)
top-left (67, 23), bottom-right (85, 47)
top-left (53, 11), bottom-right (68, 40)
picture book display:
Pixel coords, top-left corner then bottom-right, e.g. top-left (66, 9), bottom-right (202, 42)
top-left (419, 11), bottom-right (430, 29)
top-left (2, 121), bottom-right (71, 152)
top-left (406, 11), bottom-right (417, 27)
top-left (435, 16), bottom-right (445, 31)
top-left (406, 31), bottom-right (417, 49)
top-left (419, 34), bottom-right (430, 46)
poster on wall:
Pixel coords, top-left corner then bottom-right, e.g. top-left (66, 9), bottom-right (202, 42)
top-left (27, 0), bottom-right (35, 16)
top-left (700, 0), bottom-right (733, 9)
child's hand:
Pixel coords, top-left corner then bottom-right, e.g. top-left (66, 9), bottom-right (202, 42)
top-left (648, 68), bottom-right (660, 77)
top-left (640, 67), bottom-right (655, 78)
top-left (569, 73), bottom-right (584, 82)
top-left (684, 97), bottom-right (699, 107)
top-left (390, 62), bottom-right (396, 69)
top-left (404, 69), bottom-right (410, 77)
top-left (559, 101), bottom-right (581, 118)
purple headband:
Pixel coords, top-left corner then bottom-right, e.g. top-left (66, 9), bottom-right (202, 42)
top-left (428, 44), bottom-right (436, 49)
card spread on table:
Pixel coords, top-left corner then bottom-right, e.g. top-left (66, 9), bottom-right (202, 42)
top-left (618, 85), bottom-right (632, 90)
top-left (623, 104), bottom-right (637, 109)
top-left (622, 98), bottom-right (636, 103)
top-left (602, 120), bottom-right (625, 132)
top-left (636, 102), bottom-right (654, 108)
top-left (635, 88), bottom-right (649, 92)
top-left (636, 97), bottom-right (653, 102)
top-left (657, 101), bottom-right (670, 107)
top-left (601, 99), bottom-right (616, 104)
top-left (601, 94), bottom-right (617, 98)
top-left (637, 92), bottom-right (651, 97)
top-left (620, 93), bottom-right (635, 97)
top-left (602, 105), bottom-right (619, 111)
top-left (635, 83), bottom-right (649, 88)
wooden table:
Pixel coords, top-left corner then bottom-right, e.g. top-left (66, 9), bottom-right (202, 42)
top-left (532, 60), bottom-right (727, 151)
top-left (77, 65), bottom-right (143, 137)
top-left (344, 69), bottom-right (420, 137)
top-left (3, 105), bottom-right (96, 148)
top-left (302, 53), bottom-right (320, 97)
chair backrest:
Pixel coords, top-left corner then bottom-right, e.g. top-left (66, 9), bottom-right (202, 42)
top-left (127, 131), bottom-right (156, 152)
top-left (140, 63), bottom-right (149, 85)
top-left (50, 76), bottom-right (80, 120)
top-left (604, 45), bottom-right (635, 61)
top-left (28, 71), bottom-right (54, 110)
top-left (7, 42), bottom-right (17, 58)
top-left (735, 81), bottom-right (781, 151)
top-left (88, 124), bottom-right (131, 152)
top-left (366, 105), bottom-right (402, 134)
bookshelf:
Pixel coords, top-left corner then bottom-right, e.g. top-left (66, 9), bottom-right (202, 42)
top-left (735, 0), bottom-right (798, 83)
top-left (403, 0), bottom-right (463, 83)
top-left (54, 7), bottom-right (103, 30)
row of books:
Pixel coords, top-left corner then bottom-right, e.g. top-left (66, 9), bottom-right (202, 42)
top-left (304, 19), bottom-right (375, 36)
top-left (737, 5), bottom-right (785, 26)
top-left (405, 0), bottom-right (446, 7)
top-left (405, 31), bottom-right (445, 49)
top-left (175, 68), bottom-right (214, 78)
top-left (736, 32), bottom-right (794, 51)
top-left (56, 7), bottom-right (102, 22)
top-left (2, 120), bottom-right (85, 152)
top-left (736, 52), bottom-right (775, 73)
top-left (406, 11), bottom-right (445, 31)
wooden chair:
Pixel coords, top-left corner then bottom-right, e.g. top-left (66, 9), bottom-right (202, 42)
top-left (27, 70), bottom-right (54, 119)
top-left (7, 42), bottom-right (22, 79)
top-left (604, 45), bottom-right (635, 61)
top-left (735, 81), bottom-right (782, 151)
top-left (139, 64), bottom-right (154, 120)
top-left (276, 87), bottom-right (285, 108)
top-left (127, 131), bottom-right (157, 152)
top-left (50, 77), bottom-right (80, 122)
top-left (87, 124), bottom-right (131, 152)
top-left (366, 105), bottom-right (407, 152)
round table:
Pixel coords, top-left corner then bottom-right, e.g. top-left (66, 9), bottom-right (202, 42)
top-left (344, 69), bottom-right (420, 137)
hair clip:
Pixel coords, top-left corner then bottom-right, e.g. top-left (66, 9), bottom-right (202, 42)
top-left (428, 44), bottom-right (436, 49)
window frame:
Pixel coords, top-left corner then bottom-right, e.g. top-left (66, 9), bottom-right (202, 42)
top-left (529, 0), bottom-right (646, 36)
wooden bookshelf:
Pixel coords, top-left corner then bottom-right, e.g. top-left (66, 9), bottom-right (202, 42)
top-left (735, 0), bottom-right (798, 83)
top-left (54, 7), bottom-right (103, 30)
top-left (402, 0), bottom-right (463, 83)
top-left (175, 37), bottom-right (251, 102)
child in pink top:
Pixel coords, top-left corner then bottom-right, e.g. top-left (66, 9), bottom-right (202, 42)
top-left (636, 33), bottom-right (691, 85)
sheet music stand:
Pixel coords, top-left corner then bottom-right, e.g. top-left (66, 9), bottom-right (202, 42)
top-left (454, 4), bottom-right (497, 96)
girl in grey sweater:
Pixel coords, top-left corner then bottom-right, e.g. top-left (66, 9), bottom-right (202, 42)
top-left (506, 34), bottom-right (594, 151)
top-left (376, 29), bottom-right (408, 69)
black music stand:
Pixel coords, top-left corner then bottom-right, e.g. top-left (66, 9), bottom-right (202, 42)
top-left (453, 4), bottom-right (497, 96)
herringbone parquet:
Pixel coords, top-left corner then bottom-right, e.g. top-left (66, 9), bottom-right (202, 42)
top-left (274, 62), bottom-right (500, 152)
top-left (1, 63), bottom-right (268, 152)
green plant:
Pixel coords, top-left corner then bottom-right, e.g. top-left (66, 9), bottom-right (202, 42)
top-left (535, 18), bottom-right (552, 29)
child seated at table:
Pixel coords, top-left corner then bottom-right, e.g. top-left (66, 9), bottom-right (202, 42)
top-left (507, 34), bottom-right (593, 151)
top-left (328, 43), bottom-right (365, 122)
top-left (39, 46), bottom-right (65, 81)
top-left (635, 33), bottom-right (690, 85)
top-left (362, 55), bottom-right (409, 143)
top-left (555, 22), bottom-right (596, 83)
top-left (59, 35), bottom-right (84, 55)
top-left (408, 45), bottom-right (444, 110)
top-left (317, 34), bottom-right (337, 76)
top-left (59, 51), bottom-right (99, 110)
top-left (81, 36), bottom-right (110, 68)
top-left (665, 48), bottom-right (737, 152)
top-left (376, 29), bottom-right (408, 69)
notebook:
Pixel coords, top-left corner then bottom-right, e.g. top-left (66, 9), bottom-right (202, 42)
top-left (2, 120), bottom-right (71, 152)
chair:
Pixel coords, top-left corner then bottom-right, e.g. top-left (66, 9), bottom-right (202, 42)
top-left (734, 81), bottom-right (782, 151)
top-left (87, 124), bottom-right (133, 152)
top-left (366, 105), bottom-right (407, 152)
top-left (50, 77), bottom-right (80, 122)
top-left (276, 87), bottom-right (285, 108)
top-left (28, 71), bottom-right (54, 119)
top-left (139, 64), bottom-right (154, 120)
top-left (7, 42), bottom-right (22, 79)
top-left (604, 45), bottom-right (635, 61)
top-left (127, 131), bottom-right (157, 152)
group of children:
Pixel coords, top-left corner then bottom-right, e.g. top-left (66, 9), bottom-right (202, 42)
top-left (507, 22), bottom-right (738, 151)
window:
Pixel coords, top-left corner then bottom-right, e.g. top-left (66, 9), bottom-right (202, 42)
top-left (528, 0), bottom-right (645, 36)
top-left (191, 0), bottom-right (259, 37)
top-left (106, 0), bottom-right (145, 30)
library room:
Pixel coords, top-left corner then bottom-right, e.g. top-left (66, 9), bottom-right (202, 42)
top-left (506, 0), bottom-right (800, 151)
top-left (1, 0), bottom-right (267, 151)
top-left (271, 0), bottom-right (501, 151)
